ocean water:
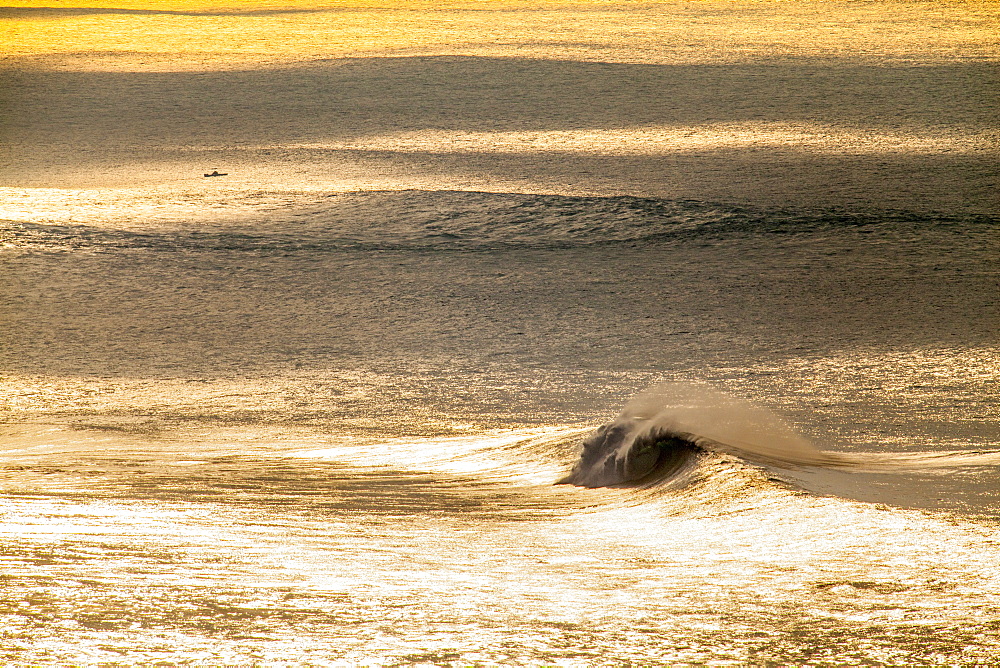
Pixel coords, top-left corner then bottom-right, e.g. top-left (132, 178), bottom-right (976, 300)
top-left (2, 1), bottom-right (1000, 664)
top-left (1, 188), bottom-right (998, 663)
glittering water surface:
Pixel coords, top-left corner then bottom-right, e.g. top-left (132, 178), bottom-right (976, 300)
top-left (2, 1), bottom-right (1000, 663)
top-left (3, 417), bottom-right (1000, 664)
top-left (2, 188), bottom-right (998, 663)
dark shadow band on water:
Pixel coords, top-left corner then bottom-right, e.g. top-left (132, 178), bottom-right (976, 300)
top-left (3, 55), bottom-right (996, 209)
top-left (2, 55), bottom-right (996, 144)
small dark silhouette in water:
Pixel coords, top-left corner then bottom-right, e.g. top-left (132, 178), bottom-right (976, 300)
top-left (204, 170), bottom-right (228, 177)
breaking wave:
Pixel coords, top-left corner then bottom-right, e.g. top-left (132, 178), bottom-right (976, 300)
top-left (555, 381), bottom-right (1000, 525)
top-left (558, 382), bottom-right (841, 488)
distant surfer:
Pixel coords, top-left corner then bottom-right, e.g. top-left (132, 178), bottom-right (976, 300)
top-left (204, 169), bottom-right (228, 177)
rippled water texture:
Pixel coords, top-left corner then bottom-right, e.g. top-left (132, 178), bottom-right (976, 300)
top-left (2, 1), bottom-right (1000, 664)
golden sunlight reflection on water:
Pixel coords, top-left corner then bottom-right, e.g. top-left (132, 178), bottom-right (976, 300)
top-left (2, 0), bottom-right (999, 662)
top-left (267, 124), bottom-right (997, 155)
top-left (4, 0), bottom-right (999, 71)
top-left (4, 2), bottom-right (997, 207)
top-left (2, 437), bottom-right (999, 662)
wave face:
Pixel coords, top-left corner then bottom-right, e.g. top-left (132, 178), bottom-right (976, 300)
top-left (560, 382), bottom-right (840, 487)
top-left (2, 189), bottom-right (997, 254)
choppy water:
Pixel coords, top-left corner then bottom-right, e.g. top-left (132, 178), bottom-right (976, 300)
top-left (1, 187), bottom-right (998, 663)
